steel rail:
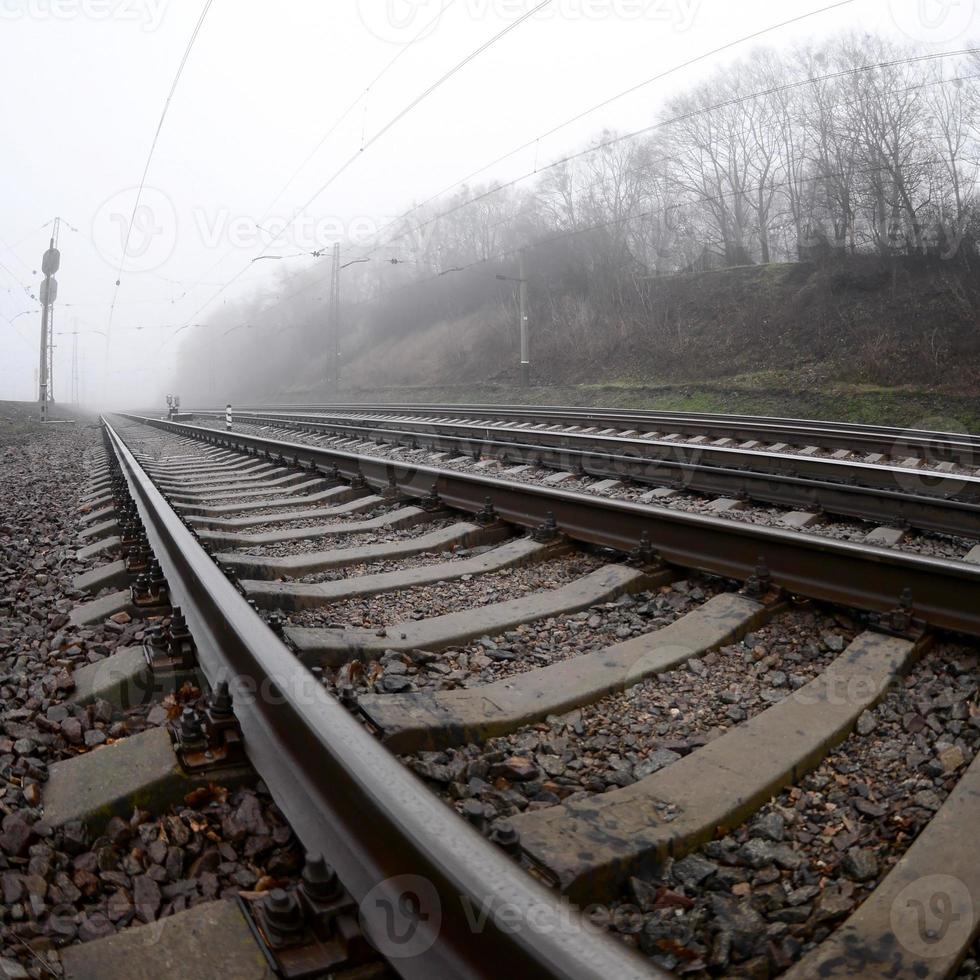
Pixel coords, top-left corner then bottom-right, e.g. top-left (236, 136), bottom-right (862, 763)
top-left (181, 410), bottom-right (980, 538)
top-left (182, 402), bottom-right (980, 464)
top-left (102, 416), bottom-right (660, 980)
top-left (187, 407), bottom-right (980, 497)
top-left (125, 414), bottom-right (980, 636)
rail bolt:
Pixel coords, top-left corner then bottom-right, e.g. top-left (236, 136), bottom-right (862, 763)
top-left (179, 706), bottom-right (204, 742)
top-left (630, 531), bottom-right (659, 566)
top-left (532, 512), bottom-right (559, 542)
top-left (208, 680), bottom-right (234, 720)
top-left (475, 497), bottom-right (498, 526)
top-left (301, 853), bottom-right (343, 904)
top-left (744, 557), bottom-right (772, 597)
top-left (491, 820), bottom-right (522, 856)
top-left (888, 587), bottom-right (915, 632)
top-left (420, 484), bottom-right (442, 512)
top-left (131, 572), bottom-right (152, 604)
top-left (260, 887), bottom-right (307, 943)
top-left (461, 798), bottom-right (488, 832)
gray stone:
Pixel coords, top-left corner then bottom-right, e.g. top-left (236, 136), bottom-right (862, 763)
top-left (672, 853), bottom-right (718, 887)
top-left (752, 811), bottom-right (786, 842)
top-left (133, 874), bottom-right (162, 922)
top-left (811, 884), bottom-right (853, 923)
top-left (855, 710), bottom-right (876, 736)
top-left (822, 632), bottom-right (845, 653)
top-left (843, 847), bottom-right (879, 882)
top-left (741, 838), bottom-right (803, 870)
top-left (634, 749), bottom-right (681, 779)
top-left (709, 895), bottom-right (766, 958)
top-left (60, 717), bottom-right (84, 745)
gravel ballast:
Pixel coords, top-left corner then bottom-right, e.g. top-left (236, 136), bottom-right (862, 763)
top-left (0, 419), bottom-right (307, 976)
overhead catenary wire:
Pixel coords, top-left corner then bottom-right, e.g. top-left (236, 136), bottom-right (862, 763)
top-left (374, 147), bottom-right (980, 305)
top-left (186, 0), bottom-right (460, 294)
top-left (176, 0), bottom-right (554, 334)
top-left (364, 45), bottom-right (980, 262)
top-left (222, 51), bottom-right (979, 331)
top-left (190, 146), bottom-right (969, 354)
top-left (104, 0), bottom-right (215, 354)
top-left (364, 0), bottom-right (860, 256)
top-left (168, 1), bottom-right (847, 344)
top-left (465, 67), bottom-right (980, 244)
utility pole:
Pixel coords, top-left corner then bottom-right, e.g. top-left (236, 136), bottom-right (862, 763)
top-left (519, 248), bottom-right (529, 387)
top-left (37, 219), bottom-right (62, 422)
top-left (70, 319), bottom-right (80, 406)
top-left (329, 242), bottom-right (341, 393)
top-left (48, 218), bottom-right (61, 403)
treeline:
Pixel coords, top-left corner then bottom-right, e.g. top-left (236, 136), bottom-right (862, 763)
top-left (177, 35), bottom-right (980, 400)
top-left (400, 34), bottom-right (980, 272)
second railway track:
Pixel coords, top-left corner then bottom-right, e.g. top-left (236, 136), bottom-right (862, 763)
top-left (57, 410), bottom-right (980, 979)
top-left (177, 406), bottom-right (980, 543)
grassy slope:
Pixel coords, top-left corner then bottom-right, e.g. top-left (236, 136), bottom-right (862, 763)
top-left (258, 257), bottom-right (980, 432)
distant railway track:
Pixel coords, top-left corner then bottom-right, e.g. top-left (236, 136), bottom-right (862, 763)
top-left (180, 402), bottom-right (980, 467)
top-left (58, 410), bottom-right (980, 978)
top-left (174, 407), bottom-right (980, 540)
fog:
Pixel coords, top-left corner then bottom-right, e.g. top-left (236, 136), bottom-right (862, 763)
top-left (2, 0), bottom-right (976, 411)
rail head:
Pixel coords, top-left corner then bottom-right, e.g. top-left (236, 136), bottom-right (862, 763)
top-left (102, 415), bottom-right (661, 980)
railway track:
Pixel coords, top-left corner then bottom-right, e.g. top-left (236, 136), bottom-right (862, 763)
top-left (177, 406), bottom-right (980, 544)
top-left (50, 411), bottom-right (980, 978)
top-left (180, 402), bottom-right (980, 467)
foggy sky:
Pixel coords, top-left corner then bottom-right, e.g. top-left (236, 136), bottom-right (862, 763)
top-left (2, 0), bottom-right (976, 408)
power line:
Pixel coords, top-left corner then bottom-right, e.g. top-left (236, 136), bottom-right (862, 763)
top-left (366, 46), bottom-right (980, 261)
top-left (281, 0), bottom-right (555, 243)
top-left (0, 259), bottom-right (31, 293)
top-left (185, 0), bottom-right (460, 300)
top-left (236, 51), bottom-right (980, 327)
top-left (468, 68), bottom-right (980, 242)
top-left (104, 0), bottom-right (215, 347)
top-left (368, 0), bottom-right (858, 254)
top-left (160, 5), bottom-right (854, 342)
top-left (1, 314), bottom-right (34, 351)
top-left (178, 0), bottom-right (553, 332)
top-left (315, 150), bottom-right (979, 317)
